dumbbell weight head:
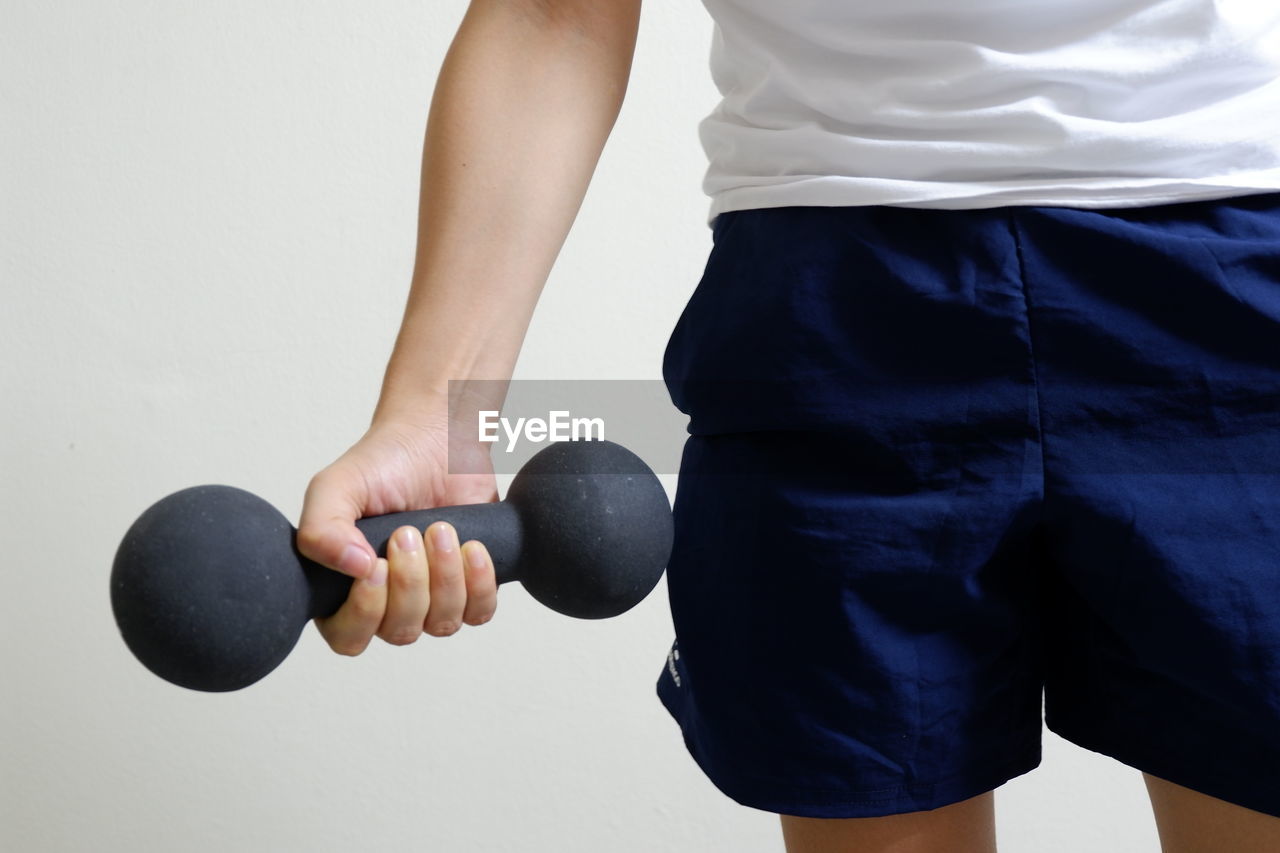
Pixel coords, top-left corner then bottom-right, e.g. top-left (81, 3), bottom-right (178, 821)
top-left (110, 439), bottom-right (672, 692)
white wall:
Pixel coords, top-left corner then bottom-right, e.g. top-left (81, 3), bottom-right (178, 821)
top-left (2, 1), bottom-right (1162, 850)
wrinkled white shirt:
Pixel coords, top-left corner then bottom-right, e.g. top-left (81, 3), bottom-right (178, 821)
top-left (698, 0), bottom-right (1280, 227)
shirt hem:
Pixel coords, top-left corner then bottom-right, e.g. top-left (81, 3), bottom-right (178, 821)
top-left (703, 175), bottom-right (1280, 229)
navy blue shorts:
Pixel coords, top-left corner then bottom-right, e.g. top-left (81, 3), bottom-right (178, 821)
top-left (656, 193), bottom-right (1280, 819)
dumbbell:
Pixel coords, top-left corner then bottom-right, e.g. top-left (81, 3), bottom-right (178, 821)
top-left (111, 439), bottom-right (673, 693)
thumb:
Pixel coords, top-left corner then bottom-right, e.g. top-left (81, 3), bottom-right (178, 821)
top-left (296, 468), bottom-right (377, 580)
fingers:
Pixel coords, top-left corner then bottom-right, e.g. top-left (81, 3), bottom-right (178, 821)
top-left (377, 526), bottom-right (431, 646)
top-left (315, 520), bottom-right (500, 656)
top-left (461, 540), bottom-right (498, 626)
top-left (423, 522), bottom-right (467, 636)
top-left (296, 468), bottom-right (376, 581)
top-left (314, 557), bottom-right (388, 656)
top-left (317, 525), bottom-right (431, 655)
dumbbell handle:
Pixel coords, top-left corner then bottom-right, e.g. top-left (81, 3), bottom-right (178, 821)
top-left (303, 501), bottom-right (522, 619)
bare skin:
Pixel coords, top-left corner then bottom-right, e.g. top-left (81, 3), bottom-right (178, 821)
top-left (779, 791), bottom-right (997, 853)
top-left (1143, 772), bottom-right (1280, 853)
top-left (778, 776), bottom-right (1280, 853)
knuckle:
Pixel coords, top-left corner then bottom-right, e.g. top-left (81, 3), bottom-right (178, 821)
top-left (383, 627), bottom-right (421, 646)
top-left (302, 471), bottom-right (339, 504)
top-left (463, 596), bottom-right (497, 626)
top-left (468, 580), bottom-right (498, 605)
top-left (331, 638), bottom-right (366, 657)
top-left (302, 470), bottom-right (328, 495)
top-left (391, 563), bottom-right (426, 592)
top-left (431, 563), bottom-right (465, 590)
top-left (426, 621), bottom-right (460, 637)
top-left (349, 599), bottom-right (383, 623)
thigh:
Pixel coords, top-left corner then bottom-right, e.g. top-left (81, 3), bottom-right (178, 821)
top-left (655, 205), bottom-right (1046, 819)
top-left (1017, 191), bottom-right (1280, 820)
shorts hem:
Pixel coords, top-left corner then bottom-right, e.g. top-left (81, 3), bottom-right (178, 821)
top-left (1045, 710), bottom-right (1280, 820)
top-left (658, 671), bottom-right (1043, 818)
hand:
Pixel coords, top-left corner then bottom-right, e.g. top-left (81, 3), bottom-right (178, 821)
top-left (296, 416), bottom-right (500, 655)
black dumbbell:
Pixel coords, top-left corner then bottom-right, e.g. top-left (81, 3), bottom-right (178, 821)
top-left (111, 439), bottom-right (672, 693)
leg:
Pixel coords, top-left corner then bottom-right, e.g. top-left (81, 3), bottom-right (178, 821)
top-left (780, 790), bottom-right (997, 853)
top-left (1144, 773), bottom-right (1280, 853)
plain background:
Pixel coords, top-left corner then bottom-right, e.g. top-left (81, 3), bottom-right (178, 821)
top-left (3, 1), bottom-right (1165, 850)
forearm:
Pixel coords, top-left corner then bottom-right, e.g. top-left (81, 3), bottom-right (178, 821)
top-left (373, 1), bottom-right (638, 426)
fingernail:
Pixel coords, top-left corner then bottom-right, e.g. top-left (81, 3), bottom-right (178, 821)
top-left (366, 558), bottom-right (387, 587)
top-left (339, 543), bottom-right (372, 578)
top-left (466, 542), bottom-right (486, 570)
top-left (396, 526), bottom-right (418, 553)
top-left (430, 522), bottom-right (456, 553)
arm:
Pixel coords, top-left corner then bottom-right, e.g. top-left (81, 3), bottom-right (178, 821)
top-left (298, 0), bottom-right (644, 653)
top-left (373, 0), bottom-right (643, 426)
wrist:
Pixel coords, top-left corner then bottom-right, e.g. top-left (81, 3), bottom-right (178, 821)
top-left (371, 383), bottom-right (451, 429)
top-left (371, 379), bottom-right (510, 450)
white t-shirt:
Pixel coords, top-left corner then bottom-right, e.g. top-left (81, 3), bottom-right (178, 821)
top-left (697, 0), bottom-right (1280, 228)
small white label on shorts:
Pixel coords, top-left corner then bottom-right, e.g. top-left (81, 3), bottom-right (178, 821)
top-left (666, 642), bottom-right (682, 687)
